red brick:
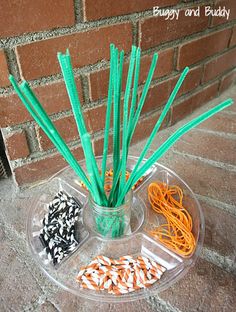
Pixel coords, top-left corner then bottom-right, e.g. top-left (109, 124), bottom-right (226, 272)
top-left (131, 111), bottom-right (169, 145)
top-left (230, 26), bottom-right (236, 47)
top-left (153, 66), bottom-right (202, 104)
top-left (86, 105), bottom-right (108, 133)
top-left (211, 0), bottom-right (236, 26)
top-left (14, 146), bottom-right (83, 186)
top-left (0, 77), bottom-right (83, 127)
top-left (4, 130), bottom-right (30, 160)
top-left (16, 23), bottom-right (132, 80)
top-left (0, 50), bottom-right (10, 87)
top-left (142, 79), bottom-right (173, 115)
top-left (174, 130), bottom-right (236, 166)
top-left (0, 1), bottom-right (75, 38)
top-left (177, 28), bottom-right (232, 69)
top-left (219, 70), bottom-right (236, 93)
top-left (203, 48), bottom-right (236, 82)
top-left (89, 65), bottom-right (128, 102)
top-left (162, 152), bottom-right (236, 205)
top-left (36, 115), bottom-right (81, 150)
top-left (83, 0), bottom-right (178, 21)
top-left (171, 82), bottom-right (219, 124)
top-left (142, 67), bottom-right (202, 116)
top-left (198, 111), bottom-right (236, 134)
top-left (93, 135), bottom-right (113, 156)
top-left (139, 48), bottom-right (174, 82)
top-left (159, 259), bottom-right (236, 312)
top-left (89, 48), bottom-right (174, 101)
top-left (201, 201), bottom-right (236, 259)
top-left (172, 66), bottom-right (203, 97)
top-left (139, 6), bottom-right (208, 50)
top-left (225, 88), bottom-right (236, 113)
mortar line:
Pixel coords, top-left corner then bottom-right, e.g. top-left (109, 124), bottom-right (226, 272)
top-left (3, 78), bottom-right (232, 168)
top-left (10, 137), bottom-right (82, 169)
top-left (204, 68), bottom-right (236, 89)
top-left (4, 64), bottom-right (176, 130)
top-left (91, 104), bottom-right (165, 141)
top-left (171, 77), bottom-right (230, 109)
top-left (132, 20), bottom-right (139, 46)
top-left (195, 193), bottom-right (236, 217)
top-left (4, 48), bottom-right (21, 80)
top-left (0, 70), bottom-right (217, 129)
top-left (172, 149), bottom-right (236, 173)
top-left (9, 102), bottom-right (166, 168)
top-left (173, 47), bottom-right (178, 70)
top-left (194, 127), bottom-right (236, 139)
top-left (139, 23), bottom-right (235, 58)
top-left (1, 37), bottom-right (235, 96)
top-left (0, 0), bottom-right (214, 48)
top-left (80, 72), bottom-right (91, 104)
top-left (220, 109), bottom-right (236, 116)
top-left (147, 295), bottom-right (183, 312)
top-left (0, 11), bottom-right (154, 48)
top-left (2, 109), bottom-right (73, 132)
top-left (9, 82), bottom-right (231, 166)
top-left (74, 0), bottom-right (83, 23)
top-left (200, 247), bottom-right (236, 275)
top-left (24, 294), bottom-right (61, 312)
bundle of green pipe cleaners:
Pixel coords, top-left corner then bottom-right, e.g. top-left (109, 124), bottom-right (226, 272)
top-left (9, 43), bottom-right (233, 238)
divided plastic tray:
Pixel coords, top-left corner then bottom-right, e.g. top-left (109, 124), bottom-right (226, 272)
top-left (27, 156), bottom-right (205, 302)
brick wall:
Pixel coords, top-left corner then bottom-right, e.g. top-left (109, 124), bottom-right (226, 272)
top-left (0, 0), bottom-right (235, 186)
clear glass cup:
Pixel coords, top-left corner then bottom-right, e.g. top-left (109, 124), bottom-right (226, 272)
top-left (89, 191), bottom-right (132, 238)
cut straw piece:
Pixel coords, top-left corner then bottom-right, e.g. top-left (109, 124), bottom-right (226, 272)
top-left (119, 46), bottom-right (137, 197)
top-left (130, 67), bottom-right (189, 178)
top-left (127, 53), bottom-right (158, 147)
top-left (9, 76), bottom-right (92, 193)
top-left (101, 44), bottom-right (115, 187)
top-left (57, 51), bottom-right (107, 204)
top-left (116, 98), bottom-right (233, 206)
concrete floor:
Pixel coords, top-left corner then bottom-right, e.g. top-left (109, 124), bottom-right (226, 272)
top-left (0, 86), bottom-right (236, 312)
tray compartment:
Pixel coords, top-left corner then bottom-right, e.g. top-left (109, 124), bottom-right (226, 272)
top-left (28, 177), bottom-right (89, 268)
top-left (137, 166), bottom-right (203, 257)
top-left (51, 232), bottom-right (183, 299)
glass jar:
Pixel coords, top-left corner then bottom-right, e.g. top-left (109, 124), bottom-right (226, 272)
top-left (89, 191), bottom-right (132, 238)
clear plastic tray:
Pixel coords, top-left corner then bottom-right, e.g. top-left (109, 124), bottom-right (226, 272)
top-left (27, 156), bottom-right (205, 302)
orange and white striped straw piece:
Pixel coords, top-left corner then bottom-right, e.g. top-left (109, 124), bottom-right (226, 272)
top-left (76, 254), bottom-right (166, 295)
